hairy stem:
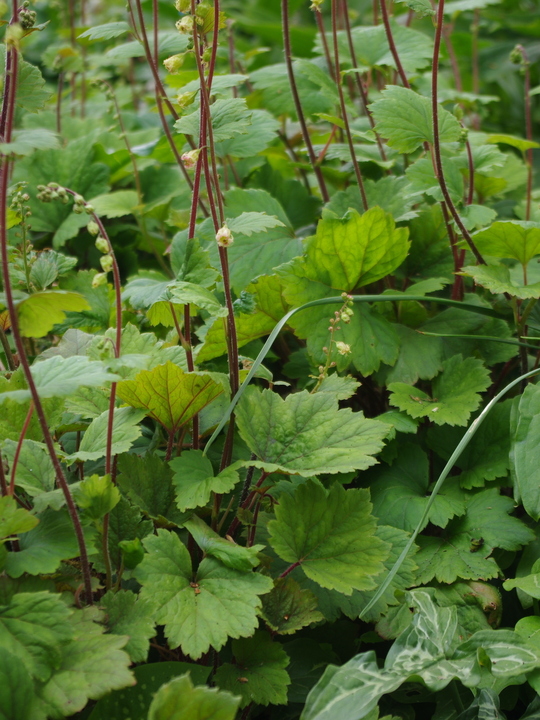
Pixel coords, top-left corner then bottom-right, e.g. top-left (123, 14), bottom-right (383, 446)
top-left (331, 0), bottom-right (368, 211)
top-left (282, 0), bottom-right (330, 201)
top-left (379, 0), bottom-right (409, 88)
top-left (341, 0), bottom-right (387, 162)
top-left (8, 400), bottom-right (33, 495)
top-left (0, 7), bottom-right (93, 603)
top-left (432, 0), bottom-right (485, 265)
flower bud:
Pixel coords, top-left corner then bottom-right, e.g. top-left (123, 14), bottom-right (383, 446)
top-left (100, 254), bottom-right (113, 272)
top-left (216, 224), bottom-right (234, 247)
top-left (181, 148), bottom-right (201, 169)
top-left (176, 15), bottom-right (194, 33)
top-left (176, 90), bottom-right (197, 109)
top-left (87, 220), bottom-right (100, 236)
top-left (175, 0), bottom-right (191, 10)
top-left (92, 272), bottom-right (108, 288)
top-left (163, 54), bottom-right (185, 74)
top-left (95, 236), bottom-right (109, 253)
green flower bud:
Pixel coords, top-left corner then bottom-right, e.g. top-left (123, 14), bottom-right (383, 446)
top-left (163, 53), bottom-right (185, 74)
top-left (100, 254), bottom-right (113, 273)
top-left (92, 272), bottom-right (108, 288)
top-left (95, 236), bottom-right (109, 253)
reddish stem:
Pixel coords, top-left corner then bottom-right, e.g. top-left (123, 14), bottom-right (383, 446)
top-left (331, 0), bottom-right (368, 211)
top-left (379, 0), bottom-right (409, 88)
top-left (0, 6), bottom-right (93, 603)
top-left (432, 0), bottom-right (485, 265)
top-left (282, 0), bottom-right (330, 201)
top-left (8, 400), bottom-right (33, 495)
top-left (279, 560), bottom-right (302, 579)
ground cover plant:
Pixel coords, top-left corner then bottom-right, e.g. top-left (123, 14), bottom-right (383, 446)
top-left (5, 0), bottom-right (540, 718)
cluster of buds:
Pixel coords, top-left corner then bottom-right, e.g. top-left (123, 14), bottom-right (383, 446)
top-left (37, 184), bottom-right (93, 214)
top-left (216, 224), bottom-right (234, 247)
top-left (181, 148), bottom-right (201, 169)
top-left (9, 183), bottom-right (31, 219)
top-left (93, 228), bottom-right (114, 288)
top-left (18, 1), bottom-right (36, 29)
top-left (333, 293), bottom-right (354, 326)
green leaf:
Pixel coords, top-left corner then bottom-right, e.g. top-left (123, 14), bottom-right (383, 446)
top-left (321, 19), bottom-right (432, 74)
top-left (183, 515), bottom-right (263, 572)
top-left (29, 250), bottom-right (77, 291)
top-left (106, 31), bottom-right (189, 61)
top-left (236, 387), bottom-right (388, 476)
top-left (175, 98), bottom-right (252, 143)
top-left (148, 281), bottom-right (228, 327)
top-left (371, 85), bottom-right (461, 153)
top-left (325, 177), bottom-right (418, 223)
top-left (96, 497), bottom-right (153, 574)
top-left (0, 591), bottom-right (73, 682)
top-left (170, 234), bottom-right (219, 287)
top-left (389, 354), bottom-right (491, 426)
top-left (383, 325), bottom-right (443, 385)
top-left (14, 138), bottom-right (109, 245)
top-left (0, 651), bottom-right (36, 720)
top-left (75, 474), bottom-right (121, 521)
top-left (100, 590), bottom-right (155, 664)
top-left (226, 211), bottom-right (285, 236)
top-left (260, 577), bottom-right (324, 634)
top-left (0, 496), bottom-right (39, 542)
top-left (134, 530), bottom-right (273, 659)
top-left (88, 663), bottom-right (210, 720)
top-left (405, 155), bottom-right (464, 203)
top-left (78, 21), bottom-right (130, 40)
top-left (487, 133), bottom-right (540, 154)
top-left (196, 274), bottom-right (288, 363)
top-left (4, 509), bottom-right (96, 578)
top-left (396, 0), bottom-right (435, 15)
top-left (68, 407), bottom-right (144, 462)
top-left (89, 190), bottom-right (138, 218)
top-left (428, 400), bottom-right (512, 489)
top-left (170, 450), bottom-right (241, 512)
top-left (1, 440), bottom-right (56, 504)
top-left (250, 61), bottom-right (337, 119)
top-left (0, 356), bottom-right (119, 404)
top-left (268, 479), bottom-right (390, 594)
top-left (471, 221), bottom-right (540, 265)
top-left (0, 128), bottom-right (60, 157)
top-left (215, 108), bottom-right (279, 159)
top-left (116, 362), bottom-right (224, 434)
top-left (309, 525), bottom-right (418, 624)
top-left (17, 291), bottom-right (91, 338)
top-left (367, 445), bottom-right (466, 533)
top-left (278, 208), bottom-right (408, 374)
top-left (214, 631), bottom-right (290, 708)
top-left (0, 52), bottom-right (51, 114)
top-left (460, 263), bottom-right (540, 299)
top-left (504, 570), bottom-right (540, 599)
top-left (415, 488), bottom-right (535, 584)
top-left (148, 673), bottom-right (240, 720)
top-left (117, 453), bottom-right (188, 526)
top-left (511, 383), bottom-right (540, 520)
top-left (444, 0), bottom-right (499, 12)
top-left (37, 605), bottom-right (134, 718)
